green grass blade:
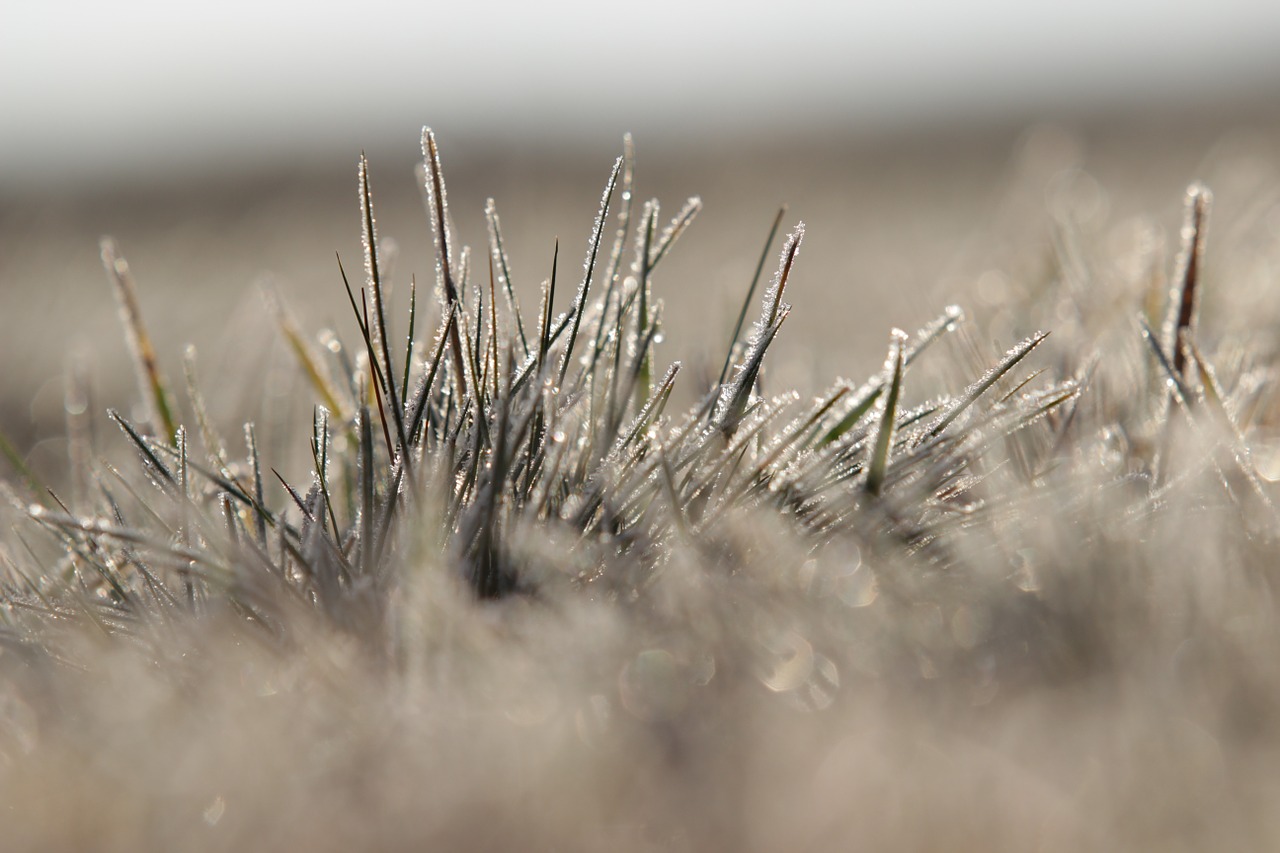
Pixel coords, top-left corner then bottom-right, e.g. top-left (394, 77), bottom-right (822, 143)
top-left (820, 305), bottom-right (963, 445)
top-left (245, 423), bottom-right (268, 546)
top-left (865, 330), bottom-right (907, 496)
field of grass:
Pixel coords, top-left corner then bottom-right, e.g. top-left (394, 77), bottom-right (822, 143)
top-left (4, 120), bottom-right (1280, 850)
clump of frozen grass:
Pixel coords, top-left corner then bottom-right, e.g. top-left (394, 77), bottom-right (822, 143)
top-left (1, 130), bottom-right (1279, 851)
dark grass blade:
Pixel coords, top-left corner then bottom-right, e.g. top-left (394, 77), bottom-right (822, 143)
top-left (487, 258), bottom-right (501, 402)
top-left (718, 205), bottom-right (788, 388)
top-left (715, 309), bottom-right (789, 438)
top-left (1141, 318), bottom-right (1195, 407)
top-left (356, 407), bottom-right (375, 577)
top-left (535, 243), bottom-right (559, 381)
top-left (587, 135), bottom-right (636, 372)
top-left (401, 276), bottom-right (418, 406)
top-left (407, 306), bottom-right (458, 446)
top-left (109, 410), bottom-right (176, 486)
top-left (421, 128), bottom-right (469, 401)
top-left (359, 154), bottom-right (405, 445)
top-left (421, 128), bottom-right (459, 304)
top-left (557, 156), bottom-right (623, 386)
top-left (469, 353), bottom-right (515, 599)
top-left (360, 290), bottom-right (402, 465)
top-left (713, 221), bottom-right (805, 436)
top-left (1165, 183), bottom-right (1212, 380)
top-left (618, 362), bottom-right (681, 451)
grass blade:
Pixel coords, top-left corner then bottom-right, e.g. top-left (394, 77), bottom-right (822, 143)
top-left (923, 331), bottom-right (1049, 440)
top-left (865, 330), bottom-right (907, 496)
top-left (558, 156), bottom-right (623, 386)
top-left (718, 205), bottom-right (788, 388)
top-left (485, 199), bottom-right (531, 358)
top-left (421, 128), bottom-right (469, 401)
top-left (101, 238), bottom-right (178, 444)
top-left (1165, 183), bottom-right (1212, 380)
top-left (646, 196), bottom-right (701, 274)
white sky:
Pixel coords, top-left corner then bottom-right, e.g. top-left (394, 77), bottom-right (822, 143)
top-left (5, 0), bottom-right (1280, 188)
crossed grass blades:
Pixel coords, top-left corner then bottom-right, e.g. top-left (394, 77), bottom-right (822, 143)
top-left (0, 130), bottom-right (1264, 693)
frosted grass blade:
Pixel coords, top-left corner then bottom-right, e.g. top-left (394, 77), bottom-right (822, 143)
top-left (101, 238), bottom-right (178, 444)
top-left (865, 330), bottom-right (907, 496)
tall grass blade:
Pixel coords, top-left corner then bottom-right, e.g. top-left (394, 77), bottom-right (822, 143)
top-left (1165, 183), bottom-right (1212, 380)
top-left (558, 156), bottom-right (623, 386)
top-left (100, 238), bottom-right (178, 444)
top-left (484, 199), bottom-right (531, 358)
top-left (359, 155), bottom-right (401, 418)
top-left (401, 276), bottom-right (418, 406)
top-left (421, 128), bottom-right (469, 400)
top-left (714, 222), bottom-right (804, 436)
top-left (718, 205), bottom-right (788, 388)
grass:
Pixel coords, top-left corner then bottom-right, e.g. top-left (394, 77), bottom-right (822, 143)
top-left (1, 127), bottom-right (1279, 851)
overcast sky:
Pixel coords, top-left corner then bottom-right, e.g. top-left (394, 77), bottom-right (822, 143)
top-left (5, 0), bottom-right (1280, 189)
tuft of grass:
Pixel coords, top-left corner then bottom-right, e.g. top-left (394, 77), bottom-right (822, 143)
top-left (4, 129), bottom-right (1280, 851)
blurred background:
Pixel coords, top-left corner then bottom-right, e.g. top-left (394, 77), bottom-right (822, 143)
top-left (5, 0), bottom-right (1280, 467)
